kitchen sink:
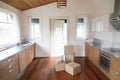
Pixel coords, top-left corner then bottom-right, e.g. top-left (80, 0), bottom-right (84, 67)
top-left (22, 43), bottom-right (31, 47)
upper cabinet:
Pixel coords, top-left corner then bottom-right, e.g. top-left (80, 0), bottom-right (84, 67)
top-left (91, 14), bottom-right (113, 32)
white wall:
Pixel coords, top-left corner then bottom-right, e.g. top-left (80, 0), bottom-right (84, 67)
top-left (93, 0), bottom-right (114, 17)
top-left (21, 0), bottom-right (95, 57)
top-left (0, 1), bottom-right (22, 42)
top-left (91, 0), bottom-right (116, 42)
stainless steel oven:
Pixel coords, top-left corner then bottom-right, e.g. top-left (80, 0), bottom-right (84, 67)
top-left (100, 49), bottom-right (111, 72)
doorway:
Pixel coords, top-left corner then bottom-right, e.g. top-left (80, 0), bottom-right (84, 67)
top-left (50, 19), bottom-right (67, 57)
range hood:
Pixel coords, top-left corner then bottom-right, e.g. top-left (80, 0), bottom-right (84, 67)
top-left (110, 0), bottom-right (120, 30)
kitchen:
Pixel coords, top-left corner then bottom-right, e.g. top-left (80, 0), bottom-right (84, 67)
top-left (0, 0), bottom-right (120, 80)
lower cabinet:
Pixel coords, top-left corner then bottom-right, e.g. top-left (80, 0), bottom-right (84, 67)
top-left (110, 56), bottom-right (120, 80)
top-left (19, 44), bottom-right (35, 72)
top-left (92, 46), bottom-right (100, 67)
top-left (26, 44), bottom-right (34, 65)
top-left (0, 44), bottom-right (35, 80)
top-left (86, 43), bottom-right (120, 80)
top-left (19, 49), bottom-right (27, 72)
top-left (0, 54), bottom-right (19, 80)
top-left (85, 43), bottom-right (99, 67)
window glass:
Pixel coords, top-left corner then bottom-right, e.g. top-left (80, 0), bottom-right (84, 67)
top-left (31, 18), bottom-right (41, 40)
top-left (77, 18), bottom-right (85, 39)
top-left (8, 14), bottom-right (14, 23)
top-left (0, 11), bottom-right (19, 50)
top-left (0, 11), bottom-right (7, 22)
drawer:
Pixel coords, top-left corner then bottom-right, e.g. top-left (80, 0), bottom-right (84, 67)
top-left (0, 54), bottom-right (18, 69)
top-left (0, 54), bottom-right (19, 80)
top-left (110, 56), bottom-right (120, 80)
top-left (110, 69), bottom-right (120, 80)
top-left (111, 56), bottom-right (120, 72)
top-left (9, 62), bottom-right (19, 80)
top-left (0, 65), bottom-right (19, 80)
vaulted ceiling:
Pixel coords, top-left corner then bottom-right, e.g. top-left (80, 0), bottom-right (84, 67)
top-left (0, 0), bottom-right (56, 11)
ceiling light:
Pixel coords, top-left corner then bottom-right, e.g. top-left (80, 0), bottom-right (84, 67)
top-left (57, 0), bottom-right (67, 8)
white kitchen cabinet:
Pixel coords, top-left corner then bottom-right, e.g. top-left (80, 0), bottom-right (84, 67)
top-left (91, 14), bottom-right (112, 32)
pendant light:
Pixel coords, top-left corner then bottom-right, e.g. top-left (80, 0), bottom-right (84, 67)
top-left (57, 0), bottom-right (67, 8)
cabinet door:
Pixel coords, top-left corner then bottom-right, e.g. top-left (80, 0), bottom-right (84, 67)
top-left (26, 44), bottom-right (34, 64)
top-left (85, 43), bottom-right (93, 61)
top-left (19, 50), bottom-right (27, 72)
top-left (92, 46), bottom-right (99, 66)
top-left (88, 45), bottom-right (94, 61)
top-left (110, 56), bottom-right (120, 80)
top-left (26, 44), bottom-right (35, 65)
top-left (86, 44), bottom-right (99, 66)
top-left (31, 44), bottom-right (35, 61)
top-left (26, 46), bottom-right (31, 65)
top-left (85, 43), bottom-right (89, 58)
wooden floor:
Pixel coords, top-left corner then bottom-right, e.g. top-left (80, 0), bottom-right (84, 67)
top-left (21, 57), bottom-right (109, 80)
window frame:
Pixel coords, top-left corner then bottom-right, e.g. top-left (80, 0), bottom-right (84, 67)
top-left (0, 9), bottom-right (19, 51)
top-left (76, 16), bottom-right (87, 40)
top-left (29, 16), bottom-right (43, 41)
top-left (0, 9), bottom-right (14, 24)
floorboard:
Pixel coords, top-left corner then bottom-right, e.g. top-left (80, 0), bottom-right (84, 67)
top-left (21, 57), bottom-right (109, 80)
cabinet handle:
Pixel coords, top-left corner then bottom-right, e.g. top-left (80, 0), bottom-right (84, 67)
top-left (9, 69), bottom-right (13, 73)
top-left (8, 64), bottom-right (12, 68)
top-left (8, 58), bottom-right (11, 62)
top-left (115, 72), bottom-right (120, 76)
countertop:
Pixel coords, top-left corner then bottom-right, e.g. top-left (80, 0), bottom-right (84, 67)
top-left (0, 42), bottom-right (35, 61)
top-left (86, 42), bottom-right (120, 61)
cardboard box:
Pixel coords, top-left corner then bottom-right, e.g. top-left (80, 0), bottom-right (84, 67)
top-left (55, 61), bottom-right (65, 71)
top-left (65, 62), bottom-right (81, 75)
top-left (64, 45), bottom-right (74, 55)
top-left (64, 55), bottom-right (74, 63)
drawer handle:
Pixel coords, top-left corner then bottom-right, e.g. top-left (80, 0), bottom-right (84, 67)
top-left (8, 64), bottom-right (12, 68)
top-left (115, 72), bottom-right (120, 76)
top-left (8, 58), bottom-right (12, 62)
top-left (9, 69), bottom-right (13, 73)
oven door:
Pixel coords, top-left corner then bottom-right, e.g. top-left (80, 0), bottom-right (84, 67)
top-left (100, 54), bottom-right (110, 72)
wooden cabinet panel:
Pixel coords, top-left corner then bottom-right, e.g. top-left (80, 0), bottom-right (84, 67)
top-left (110, 56), bottom-right (120, 80)
top-left (8, 61), bottom-right (19, 80)
top-left (19, 49), bottom-right (27, 72)
top-left (85, 43), bottom-right (93, 61)
top-left (0, 54), bottom-right (18, 69)
top-left (92, 46), bottom-right (99, 66)
top-left (0, 54), bottom-right (19, 80)
top-left (85, 43), bottom-right (100, 67)
top-left (89, 45), bottom-right (94, 61)
top-left (85, 43), bottom-right (89, 58)
top-left (26, 47), bottom-right (31, 65)
top-left (19, 44), bottom-right (35, 72)
top-left (26, 44), bottom-right (35, 65)
top-left (30, 44), bottom-right (35, 61)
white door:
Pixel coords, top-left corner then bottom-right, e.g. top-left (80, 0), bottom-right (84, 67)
top-left (50, 19), bottom-right (67, 57)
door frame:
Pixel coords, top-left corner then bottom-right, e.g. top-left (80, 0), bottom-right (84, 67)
top-left (49, 16), bottom-right (69, 57)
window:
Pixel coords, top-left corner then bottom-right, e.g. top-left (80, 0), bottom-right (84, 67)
top-left (30, 17), bottom-right (42, 40)
top-left (77, 18), bottom-right (85, 39)
top-left (76, 17), bottom-right (89, 39)
top-left (0, 11), bottom-right (7, 23)
top-left (0, 10), bottom-right (20, 50)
